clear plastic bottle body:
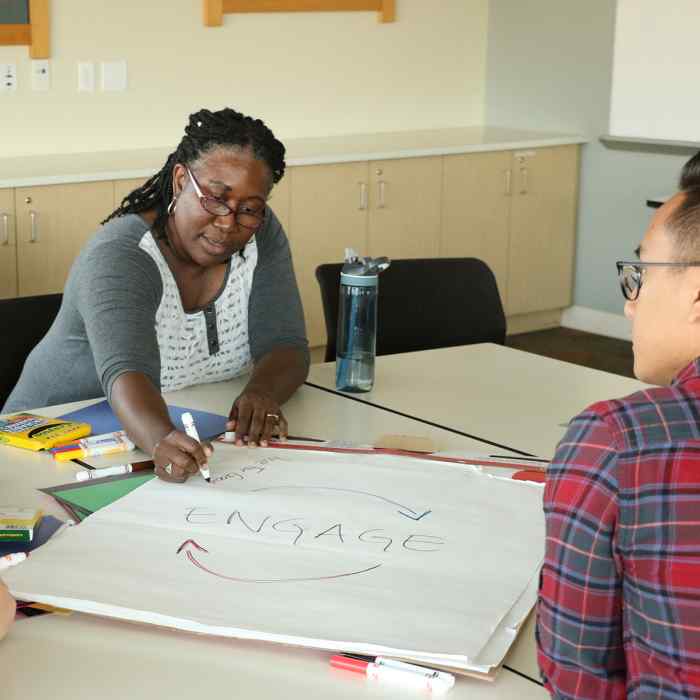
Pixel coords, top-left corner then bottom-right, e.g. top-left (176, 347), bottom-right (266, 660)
top-left (335, 278), bottom-right (378, 393)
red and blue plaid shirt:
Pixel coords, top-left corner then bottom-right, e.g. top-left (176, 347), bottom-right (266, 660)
top-left (537, 357), bottom-right (700, 699)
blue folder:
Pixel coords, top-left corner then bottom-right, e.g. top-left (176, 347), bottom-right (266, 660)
top-left (58, 400), bottom-right (228, 440)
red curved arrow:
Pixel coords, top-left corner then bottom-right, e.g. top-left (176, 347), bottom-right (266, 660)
top-left (177, 540), bottom-right (382, 583)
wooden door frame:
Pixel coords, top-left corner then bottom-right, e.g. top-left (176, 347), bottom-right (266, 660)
top-left (204, 0), bottom-right (395, 26)
top-left (0, 0), bottom-right (50, 58)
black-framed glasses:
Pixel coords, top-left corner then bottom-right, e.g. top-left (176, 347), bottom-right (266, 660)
top-left (185, 166), bottom-right (265, 230)
top-left (616, 260), bottom-right (700, 301)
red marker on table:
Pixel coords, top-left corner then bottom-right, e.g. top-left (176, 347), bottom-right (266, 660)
top-left (330, 655), bottom-right (454, 693)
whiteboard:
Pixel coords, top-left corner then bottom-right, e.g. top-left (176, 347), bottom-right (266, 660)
top-left (610, 0), bottom-right (700, 143)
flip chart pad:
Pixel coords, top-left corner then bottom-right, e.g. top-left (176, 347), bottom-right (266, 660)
top-left (6, 445), bottom-right (544, 672)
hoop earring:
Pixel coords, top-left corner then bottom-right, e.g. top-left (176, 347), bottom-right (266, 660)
top-left (167, 196), bottom-right (178, 216)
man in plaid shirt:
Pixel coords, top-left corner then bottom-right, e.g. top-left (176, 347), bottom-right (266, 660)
top-left (537, 153), bottom-right (700, 699)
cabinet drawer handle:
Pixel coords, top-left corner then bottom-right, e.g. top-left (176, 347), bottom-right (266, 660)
top-left (29, 211), bottom-right (38, 242)
top-left (1, 213), bottom-right (8, 245)
top-left (504, 169), bottom-right (512, 196)
top-left (359, 182), bottom-right (368, 210)
top-left (520, 167), bottom-right (528, 195)
top-left (378, 180), bottom-right (386, 209)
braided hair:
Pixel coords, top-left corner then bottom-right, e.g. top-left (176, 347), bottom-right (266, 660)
top-left (103, 107), bottom-right (286, 240)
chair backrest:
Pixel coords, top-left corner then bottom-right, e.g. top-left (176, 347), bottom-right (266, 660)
top-left (315, 258), bottom-right (506, 363)
top-left (0, 293), bottom-right (63, 410)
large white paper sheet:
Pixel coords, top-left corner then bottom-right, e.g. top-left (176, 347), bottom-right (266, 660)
top-left (5, 446), bottom-right (544, 670)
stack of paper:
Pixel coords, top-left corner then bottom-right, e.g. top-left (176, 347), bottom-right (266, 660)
top-left (5, 445), bottom-right (544, 676)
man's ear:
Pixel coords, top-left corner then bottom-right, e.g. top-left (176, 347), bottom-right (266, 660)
top-left (688, 278), bottom-right (700, 324)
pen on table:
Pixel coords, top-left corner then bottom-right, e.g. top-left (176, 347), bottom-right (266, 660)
top-left (182, 412), bottom-right (210, 483)
top-left (0, 552), bottom-right (28, 572)
top-left (329, 654), bottom-right (454, 693)
top-left (75, 460), bottom-right (155, 482)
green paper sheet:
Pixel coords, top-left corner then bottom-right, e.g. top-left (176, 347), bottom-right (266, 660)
top-left (42, 473), bottom-right (155, 517)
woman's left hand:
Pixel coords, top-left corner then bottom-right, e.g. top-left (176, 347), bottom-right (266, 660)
top-left (227, 388), bottom-right (288, 447)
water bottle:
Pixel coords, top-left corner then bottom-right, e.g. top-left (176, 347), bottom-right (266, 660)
top-left (335, 250), bottom-right (390, 392)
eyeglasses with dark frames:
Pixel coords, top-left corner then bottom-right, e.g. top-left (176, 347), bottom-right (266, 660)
top-left (185, 166), bottom-right (265, 231)
top-left (616, 260), bottom-right (700, 301)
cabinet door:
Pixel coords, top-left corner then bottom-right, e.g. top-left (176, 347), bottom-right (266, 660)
top-left (440, 151), bottom-right (511, 308)
top-left (506, 146), bottom-right (579, 315)
top-left (0, 189), bottom-right (17, 299)
top-left (368, 157), bottom-right (442, 260)
top-left (268, 173), bottom-right (291, 234)
top-left (113, 177), bottom-right (148, 209)
top-left (288, 162), bottom-right (369, 347)
top-left (15, 182), bottom-right (115, 296)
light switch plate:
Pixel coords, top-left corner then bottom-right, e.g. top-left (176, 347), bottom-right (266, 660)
top-left (0, 63), bottom-right (17, 92)
top-left (31, 60), bottom-right (50, 91)
top-left (101, 60), bottom-right (127, 92)
top-left (78, 62), bottom-right (95, 92)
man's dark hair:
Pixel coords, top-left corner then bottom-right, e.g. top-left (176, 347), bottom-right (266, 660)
top-left (103, 107), bottom-right (286, 240)
top-left (667, 151), bottom-right (700, 262)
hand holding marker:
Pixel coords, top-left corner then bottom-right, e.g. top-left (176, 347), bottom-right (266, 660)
top-left (182, 412), bottom-right (211, 483)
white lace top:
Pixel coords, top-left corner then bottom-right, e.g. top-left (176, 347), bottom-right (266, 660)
top-left (138, 231), bottom-right (258, 393)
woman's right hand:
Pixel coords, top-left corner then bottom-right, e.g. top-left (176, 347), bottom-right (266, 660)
top-left (152, 429), bottom-right (213, 482)
top-left (0, 579), bottom-right (16, 640)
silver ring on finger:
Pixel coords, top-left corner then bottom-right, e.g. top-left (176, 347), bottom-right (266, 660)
top-left (164, 463), bottom-right (173, 476)
top-left (265, 413), bottom-right (280, 422)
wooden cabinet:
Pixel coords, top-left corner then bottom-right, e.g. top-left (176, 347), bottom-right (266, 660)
top-left (440, 146), bottom-right (579, 317)
top-left (15, 182), bottom-right (114, 296)
top-left (0, 189), bottom-right (17, 299)
top-left (367, 157), bottom-right (442, 260)
top-left (113, 178), bottom-right (147, 209)
top-left (440, 151), bottom-right (512, 308)
top-left (269, 173), bottom-right (291, 234)
top-left (0, 142), bottom-right (580, 346)
top-left (506, 145), bottom-right (579, 316)
top-left (287, 156), bottom-right (442, 346)
top-left (288, 162), bottom-right (369, 347)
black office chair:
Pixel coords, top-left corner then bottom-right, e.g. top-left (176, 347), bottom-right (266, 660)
top-left (315, 258), bottom-right (506, 362)
top-left (0, 293), bottom-right (63, 409)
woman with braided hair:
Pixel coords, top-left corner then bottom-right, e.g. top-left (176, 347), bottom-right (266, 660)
top-left (3, 108), bottom-right (310, 482)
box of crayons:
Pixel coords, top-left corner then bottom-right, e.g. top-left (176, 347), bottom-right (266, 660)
top-left (0, 413), bottom-right (91, 451)
top-left (0, 507), bottom-right (42, 543)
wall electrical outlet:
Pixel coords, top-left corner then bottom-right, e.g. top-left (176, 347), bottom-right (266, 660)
top-left (0, 63), bottom-right (17, 92)
top-left (101, 60), bottom-right (127, 92)
top-left (31, 59), bottom-right (50, 91)
top-left (78, 61), bottom-right (95, 92)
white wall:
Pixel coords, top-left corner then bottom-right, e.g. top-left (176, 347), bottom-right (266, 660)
top-left (610, 0), bottom-right (700, 142)
top-left (0, 0), bottom-right (489, 157)
top-left (485, 0), bottom-right (694, 319)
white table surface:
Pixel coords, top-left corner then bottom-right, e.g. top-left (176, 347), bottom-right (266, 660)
top-left (0, 378), bottom-right (546, 699)
top-left (307, 344), bottom-right (647, 458)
